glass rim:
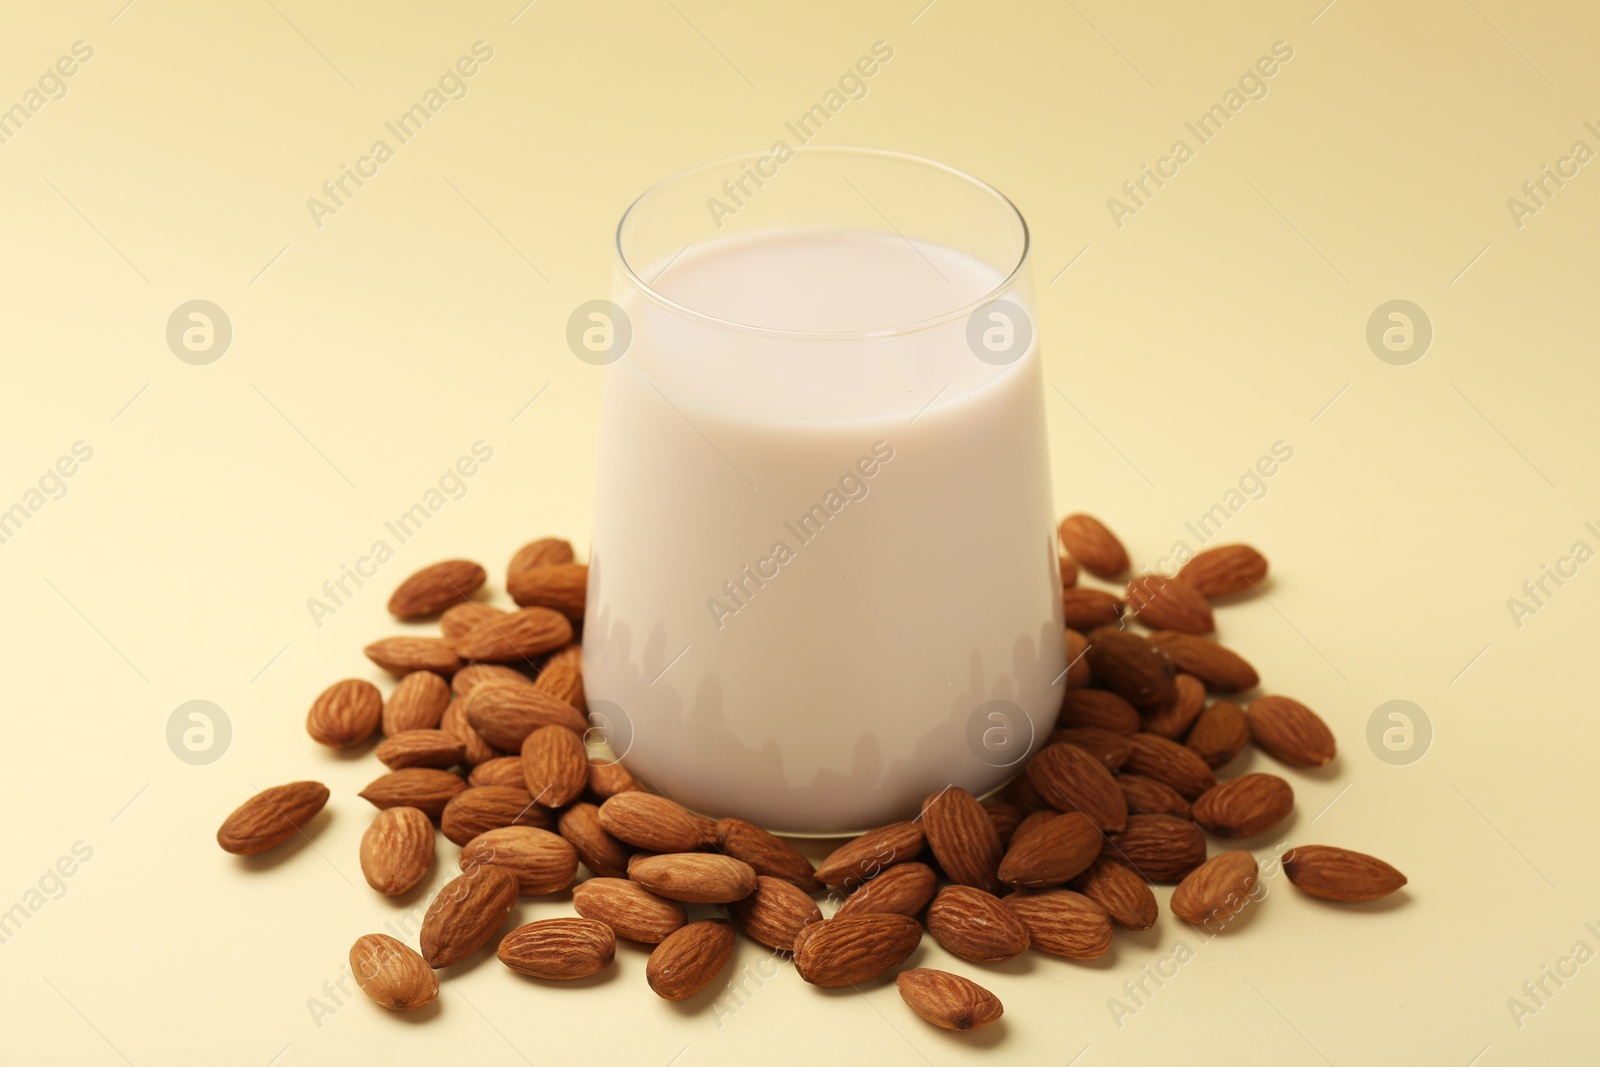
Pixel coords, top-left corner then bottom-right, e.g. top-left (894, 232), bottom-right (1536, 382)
top-left (614, 146), bottom-right (1031, 341)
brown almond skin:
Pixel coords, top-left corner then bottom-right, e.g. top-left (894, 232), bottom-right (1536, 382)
top-left (439, 698), bottom-right (498, 767)
top-left (533, 643), bottom-right (586, 711)
top-left (1062, 587), bottom-right (1125, 631)
top-left (1126, 574), bottom-right (1215, 635)
top-left (1068, 856), bottom-right (1158, 930)
top-left (468, 756), bottom-right (527, 789)
top-left (440, 786), bottom-right (552, 846)
top-left (440, 603), bottom-right (508, 642)
top-left (216, 781), bottom-right (329, 855)
top-left (814, 821), bottom-right (925, 888)
top-left (984, 802), bottom-right (1021, 847)
top-left (1186, 700), bottom-right (1251, 768)
top-left (1142, 674), bottom-right (1207, 740)
top-left (388, 559), bottom-right (487, 619)
top-left (364, 637), bottom-right (462, 677)
top-left (520, 724), bottom-right (588, 808)
top-left (1003, 771), bottom-right (1049, 814)
top-left (498, 917), bottom-right (614, 980)
top-left (419, 865), bottom-right (520, 967)
top-left (716, 817), bottom-right (822, 891)
top-left (376, 729), bottom-right (466, 771)
top-left (1057, 689), bottom-right (1138, 734)
top-left (1115, 774), bottom-right (1193, 819)
top-left (587, 759), bottom-right (640, 799)
top-left (1193, 774), bottom-right (1295, 838)
top-left (1178, 544), bottom-right (1269, 599)
top-left (1059, 554), bottom-right (1079, 588)
top-left (1171, 850), bottom-right (1259, 926)
top-left (1147, 632), bottom-right (1259, 693)
top-left (1026, 742), bottom-right (1128, 832)
top-left (382, 670), bottom-right (452, 735)
top-left (1123, 733), bottom-right (1217, 800)
top-left (998, 810), bottom-right (1102, 888)
top-left (306, 679), bottom-right (383, 748)
top-left (597, 792), bottom-right (705, 853)
top-left (358, 768), bottom-right (467, 819)
top-left (647, 919), bottom-right (735, 1001)
top-left (793, 913), bottom-right (922, 988)
top-left (454, 607), bottom-right (573, 663)
top-left (359, 807), bottom-right (434, 896)
top-left (629, 853), bottom-right (758, 904)
top-left (1010, 809), bottom-right (1058, 850)
top-left (729, 875), bottom-right (824, 950)
top-left (897, 969), bottom-right (1004, 1032)
top-left (1058, 513), bottom-right (1129, 578)
top-left (925, 885), bottom-right (1031, 963)
top-left (508, 537), bottom-right (575, 583)
top-left (463, 682), bottom-right (586, 750)
top-left (1248, 696), bottom-right (1337, 768)
top-left (1064, 628), bottom-right (1094, 689)
top-left (1105, 814), bottom-right (1209, 883)
top-left (1283, 845), bottom-right (1407, 901)
top-left (834, 862), bottom-right (937, 920)
top-left (459, 826), bottom-right (578, 895)
top-left (558, 802), bottom-right (632, 879)
top-left (1086, 627), bottom-right (1176, 710)
top-left (507, 562), bottom-right (588, 619)
top-left (1003, 889), bottom-right (1113, 959)
top-left (350, 934), bottom-right (438, 1011)
top-left (922, 788), bottom-right (1003, 894)
top-left (572, 877), bottom-right (687, 943)
top-left (450, 662), bottom-right (529, 700)
top-left (1045, 727), bottom-right (1131, 771)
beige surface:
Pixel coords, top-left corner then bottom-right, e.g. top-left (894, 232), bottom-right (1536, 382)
top-left (2, 1), bottom-right (1597, 1064)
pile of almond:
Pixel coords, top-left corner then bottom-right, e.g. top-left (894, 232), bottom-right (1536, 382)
top-left (216, 519), bottom-right (1406, 1033)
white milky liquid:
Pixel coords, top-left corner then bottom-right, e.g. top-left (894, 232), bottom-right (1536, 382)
top-left (585, 228), bottom-right (1064, 834)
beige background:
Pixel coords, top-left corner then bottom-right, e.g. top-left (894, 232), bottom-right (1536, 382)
top-left (2, 0), bottom-right (1597, 1063)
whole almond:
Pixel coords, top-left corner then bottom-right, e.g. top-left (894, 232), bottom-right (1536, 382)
top-left (1061, 587), bottom-right (1125, 631)
top-left (925, 885), bottom-right (1031, 963)
top-left (985, 802), bottom-right (1021, 846)
top-left (597, 792), bottom-right (706, 853)
top-left (1002, 889), bottom-right (1113, 959)
top-left (729, 875), bottom-right (824, 950)
top-left (216, 781), bottom-right (329, 855)
top-left (1126, 574), bottom-right (1214, 635)
top-left (388, 559), bottom-right (487, 619)
top-left (647, 919), bottom-right (735, 1001)
top-left (1026, 742), bottom-right (1128, 832)
top-left (1058, 689), bottom-right (1138, 733)
top-left (1067, 856), bottom-right (1158, 930)
top-left (468, 756), bottom-right (527, 789)
top-left (497, 917), bottom-right (615, 980)
top-left (364, 637), bottom-right (463, 677)
top-left (450, 662), bottom-right (530, 700)
top-left (463, 681), bottom-right (586, 751)
top-left (1186, 700), bottom-right (1251, 768)
top-left (573, 877), bottom-right (686, 943)
top-left (508, 562), bottom-right (588, 620)
top-left (1058, 513), bottom-right (1129, 578)
top-left (1064, 628), bottom-right (1094, 689)
top-left (1248, 695), bottom-right (1337, 767)
top-left (1282, 845), bottom-right (1407, 901)
top-left (440, 786), bottom-right (552, 846)
top-left (520, 724), bottom-right (587, 808)
top-left (440, 602), bottom-right (509, 642)
top-left (1170, 849), bottom-right (1259, 926)
top-left (382, 671), bottom-right (451, 736)
top-left (1193, 774), bottom-right (1294, 838)
top-left (1142, 674), bottom-right (1207, 740)
top-left (508, 537), bottom-right (575, 583)
top-left (1105, 814), bottom-right (1208, 883)
top-left (629, 853), bottom-right (758, 904)
top-left (793, 913), bottom-right (922, 988)
top-left (587, 759), bottom-right (640, 799)
top-left (454, 607), bottom-right (572, 663)
top-left (998, 810), bottom-right (1102, 888)
top-left (349, 934), bottom-right (437, 1011)
top-left (533, 643), bottom-right (586, 712)
top-left (419, 864), bottom-right (519, 967)
top-left (1147, 632), bottom-right (1259, 693)
top-left (834, 862), bottom-right (937, 920)
top-left (897, 969), bottom-right (1004, 1032)
top-left (1178, 544), bottom-right (1268, 599)
top-left (359, 807), bottom-right (434, 896)
top-left (1123, 733), bottom-right (1216, 799)
top-left (921, 787), bottom-right (1003, 894)
top-left (814, 821), bottom-right (926, 888)
top-left (558, 802), bottom-right (632, 879)
top-left (1115, 774), bottom-right (1193, 819)
top-left (306, 679), bottom-right (383, 748)
top-left (460, 826), bottom-right (578, 895)
top-left (1058, 554), bottom-right (1079, 588)
top-left (1086, 628), bottom-right (1175, 710)
top-left (716, 817), bottom-right (821, 891)
top-left (359, 768), bottom-right (467, 819)
top-left (376, 729), bottom-right (466, 771)
top-left (1045, 727), bottom-right (1131, 771)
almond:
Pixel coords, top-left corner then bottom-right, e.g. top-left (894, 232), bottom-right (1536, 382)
top-left (440, 698), bottom-right (498, 767)
top-left (1067, 856), bottom-right (1158, 930)
top-left (1193, 774), bottom-right (1294, 838)
top-left (382, 670), bottom-right (451, 735)
top-left (921, 787), bottom-right (1003, 894)
top-left (439, 786), bottom-right (552, 846)
top-left (1010, 809), bottom-right (1058, 850)
top-left (462, 681), bottom-right (586, 751)
top-left (459, 826), bottom-right (578, 895)
top-left (1248, 695), bottom-right (1337, 767)
top-left (364, 637), bottom-right (463, 677)
top-left (728, 875), bottom-right (823, 949)
top-left (467, 756), bottom-right (527, 789)
top-left (715, 817), bottom-right (821, 891)
top-left (1170, 850), bottom-right (1259, 926)
top-left (1147, 632), bottom-right (1259, 693)
top-left (453, 607), bottom-right (572, 663)
top-left (1045, 727), bottom-right (1131, 771)
top-left (628, 853), bottom-right (757, 904)
top-left (1178, 543), bottom-right (1268, 599)
top-left (440, 603), bottom-right (508, 642)
top-left (359, 807), bottom-right (434, 896)
top-left (508, 562), bottom-right (588, 620)
top-left (1282, 845), bottom-right (1407, 901)
top-left (533, 643), bottom-right (586, 712)
top-left (647, 919), bottom-right (735, 1001)
top-left (1105, 814), bottom-right (1208, 883)
top-left (998, 810), bottom-right (1102, 888)
top-left (1058, 513), bottom-right (1129, 578)
top-left (1026, 742), bottom-right (1127, 832)
top-left (306, 679), bottom-right (383, 748)
top-left (349, 934), bottom-right (437, 1011)
top-left (1002, 771), bottom-right (1049, 814)
top-left (814, 821), bottom-right (926, 888)
top-left (1186, 700), bottom-right (1250, 768)
top-left (558, 802), bottom-right (632, 879)
top-left (508, 537), bottom-right (575, 583)
top-left (1058, 554), bottom-right (1079, 588)
top-left (216, 781), bottom-right (329, 855)
top-left (419, 864), bottom-right (519, 967)
top-left (1061, 587), bottom-right (1125, 631)
top-left (497, 917), bottom-right (614, 980)
top-left (834, 862), bottom-right (937, 920)
top-left (572, 877), bottom-right (687, 943)
top-left (1002, 889), bottom-right (1113, 958)
top-left (1142, 674), bottom-right (1207, 740)
top-left (984, 802), bottom-right (1021, 846)
top-left (376, 729), bottom-right (466, 771)
top-left (793, 913), bottom-right (922, 988)
top-left (358, 768), bottom-right (467, 819)
top-left (1085, 627), bottom-right (1176, 710)
top-left (587, 759), bottom-right (640, 799)
top-left (1064, 628), bottom-right (1094, 689)
top-left (1115, 774), bottom-right (1192, 819)
top-left (1057, 689), bottom-right (1138, 733)
top-left (450, 662), bottom-right (529, 700)
top-left (520, 724), bottom-right (587, 808)
top-left (1123, 733), bottom-right (1216, 799)
top-left (388, 559), bottom-right (487, 619)
top-left (897, 969), bottom-right (1004, 1031)
top-left (925, 885), bottom-right (1030, 963)
top-left (597, 792), bottom-right (706, 853)
top-left (1126, 574), bottom-right (1214, 634)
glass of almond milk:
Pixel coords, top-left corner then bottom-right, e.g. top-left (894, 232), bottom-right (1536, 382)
top-left (584, 148), bottom-right (1064, 834)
